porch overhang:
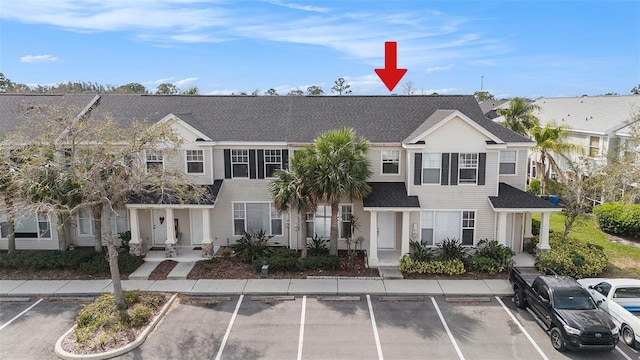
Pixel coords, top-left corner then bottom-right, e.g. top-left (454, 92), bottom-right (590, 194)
top-left (363, 182), bottom-right (420, 210)
top-left (488, 182), bottom-right (561, 212)
top-left (126, 180), bottom-right (223, 209)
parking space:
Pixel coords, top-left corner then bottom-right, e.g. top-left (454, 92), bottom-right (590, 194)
top-left (0, 299), bottom-right (81, 360)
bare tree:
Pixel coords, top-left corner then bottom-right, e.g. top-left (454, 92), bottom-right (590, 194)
top-left (331, 78), bottom-right (352, 95)
top-left (402, 81), bottom-right (414, 95)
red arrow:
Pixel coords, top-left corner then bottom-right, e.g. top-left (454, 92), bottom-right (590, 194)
top-left (375, 41), bottom-right (407, 92)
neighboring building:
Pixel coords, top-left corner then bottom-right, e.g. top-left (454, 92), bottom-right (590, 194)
top-left (478, 99), bottom-right (508, 120)
top-left (0, 94), bottom-right (560, 265)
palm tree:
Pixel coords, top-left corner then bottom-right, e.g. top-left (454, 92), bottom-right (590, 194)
top-left (269, 149), bottom-right (316, 258)
top-left (497, 98), bottom-right (540, 137)
top-left (530, 120), bottom-right (584, 195)
top-left (306, 128), bottom-right (372, 255)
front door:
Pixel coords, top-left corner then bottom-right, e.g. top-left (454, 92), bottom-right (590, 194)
top-left (378, 212), bottom-right (395, 249)
top-left (191, 209), bottom-right (202, 246)
top-left (152, 209), bottom-right (167, 245)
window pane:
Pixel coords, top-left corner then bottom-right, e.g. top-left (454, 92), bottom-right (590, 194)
top-left (462, 229), bottom-right (474, 245)
top-left (499, 163), bottom-right (516, 175)
top-left (500, 151), bottom-right (516, 162)
top-left (246, 203), bottom-right (270, 233)
top-left (271, 219), bottom-right (282, 235)
top-left (421, 229), bottom-right (433, 246)
top-left (266, 164), bottom-right (281, 178)
top-left (341, 222), bottom-right (351, 239)
top-left (234, 219), bottom-right (245, 235)
top-left (233, 164), bottom-right (249, 178)
top-left (187, 162), bottom-right (204, 173)
top-left (1, 222), bottom-right (8, 238)
top-left (421, 211), bottom-right (434, 227)
top-left (382, 162), bottom-right (399, 174)
top-left (39, 222), bottom-right (51, 238)
top-left (422, 169), bottom-right (440, 184)
top-left (434, 211), bottom-right (461, 244)
top-left (459, 169), bottom-right (477, 183)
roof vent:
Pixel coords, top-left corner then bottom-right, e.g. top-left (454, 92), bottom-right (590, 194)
top-left (196, 138), bottom-right (205, 142)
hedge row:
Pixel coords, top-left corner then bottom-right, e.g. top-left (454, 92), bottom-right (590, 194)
top-left (0, 249), bottom-right (144, 275)
top-left (593, 202), bottom-right (640, 239)
top-left (536, 233), bottom-right (608, 278)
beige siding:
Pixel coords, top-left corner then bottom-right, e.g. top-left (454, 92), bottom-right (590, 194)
top-left (368, 146), bottom-right (405, 182)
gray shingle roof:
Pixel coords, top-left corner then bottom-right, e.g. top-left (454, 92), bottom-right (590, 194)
top-left (128, 180), bottom-right (223, 205)
top-left (489, 182), bottom-right (559, 209)
top-left (1, 94), bottom-right (532, 144)
top-left (363, 182), bottom-right (420, 208)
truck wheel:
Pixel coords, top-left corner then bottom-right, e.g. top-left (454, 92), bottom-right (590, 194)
top-left (621, 324), bottom-right (636, 348)
top-left (550, 327), bottom-right (566, 352)
top-left (514, 288), bottom-right (527, 309)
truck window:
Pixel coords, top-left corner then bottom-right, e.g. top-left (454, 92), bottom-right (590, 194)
top-left (614, 287), bottom-right (640, 299)
top-left (594, 282), bottom-right (611, 296)
top-left (540, 285), bottom-right (550, 301)
top-left (553, 290), bottom-right (597, 310)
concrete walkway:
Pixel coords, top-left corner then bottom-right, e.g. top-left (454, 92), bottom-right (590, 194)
top-left (0, 278), bottom-right (513, 297)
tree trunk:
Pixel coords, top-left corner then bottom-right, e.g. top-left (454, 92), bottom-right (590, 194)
top-left (92, 205), bottom-right (103, 253)
top-left (6, 197), bottom-right (15, 253)
top-left (103, 202), bottom-right (126, 309)
top-left (329, 202), bottom-right (339, 256)
top-left (299, 211), bottom-right (307, 258)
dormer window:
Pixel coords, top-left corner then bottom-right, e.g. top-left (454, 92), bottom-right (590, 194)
top-left (381, 150), bottom-right (400, 174)
top-left (186, 150), bottom-right (204, 174)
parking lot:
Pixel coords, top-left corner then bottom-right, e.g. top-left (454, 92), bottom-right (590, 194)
top-left (1, 295), bottom-right (638, 360)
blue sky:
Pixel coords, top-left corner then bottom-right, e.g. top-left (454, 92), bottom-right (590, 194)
top-left (1, 0), bottom-right (638, 98)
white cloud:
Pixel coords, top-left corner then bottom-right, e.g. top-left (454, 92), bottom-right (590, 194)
top-left (426, 64), bottom-right (453, 73)
top-left (20, 54), bottom-right (60, 63)
top-left (263, 0), bottom-right (331, 13)
top-left (174, 77), bottom-right (198, 87)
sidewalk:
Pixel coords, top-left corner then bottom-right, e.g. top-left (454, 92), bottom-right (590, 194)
top-left (0, 278), bottom-right (513, 297)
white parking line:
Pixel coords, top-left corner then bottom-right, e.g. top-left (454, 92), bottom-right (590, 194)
top-left (297, 295), bottom-right (306, 360)
top-left (0, 298), bottom-right (43, 331)
top-left (615, 346), bottom-right (634, 360)
top-left (366, 294), bottom-right (384, 360)
top-left (495, 296), bottom-right (549, 360)
top-left (431, 297), bottom-right (465, 360)
top-left (214, 294), bottom-right (243, 360)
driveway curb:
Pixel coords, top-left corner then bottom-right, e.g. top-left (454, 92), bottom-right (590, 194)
top-left (54, 293), bottom-right (178, 360)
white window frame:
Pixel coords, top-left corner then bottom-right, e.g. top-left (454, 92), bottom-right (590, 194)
top-left (499, 150), bottom-right (517, 175)
top-left (0, 210), bottom-right (52, 239)
top-left (186, 150), bottom-right (205, 174)
top-left (305, 204), bottom-right (353, 239)
top-left (422, 152), bottom-right (441, 184)
top-left (77, 208), bottom-right (94, 236)
top-left (459, 153), bottom-right (478, 184)
top-left (77, 208), bottom-right (129, 237)
top-left (145, 153), bottom-right (164, 173)
top-left (264, 149), bottom-right (282, 178)
top-left (589, 136), bottom-right (601, 158)
top-left (231, 149), bottom-right (249, 178)
top-left (420, 210), bottom-right (475, 247)
top-left (232, 202), bottom-right (282, 236)
top-left (381, 150), bottom-right (400, 175)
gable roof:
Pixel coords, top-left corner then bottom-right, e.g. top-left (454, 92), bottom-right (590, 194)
top-left (530, 95), bottom-right (640, 135)
top-left (404, 109), bottom-right (503, 144)
top-left (1, 94), bottom-right (532, 144)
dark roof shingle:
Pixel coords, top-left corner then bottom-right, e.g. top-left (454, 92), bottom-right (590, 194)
top-left (489, 183), bottom-right (559, 209)
top-left (363, 182), bottom-right (420, 208)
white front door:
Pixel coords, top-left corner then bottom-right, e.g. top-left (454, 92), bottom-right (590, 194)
top-left (190, 209), bottom-right (202, 246)
top-left (152, 209), bottom-right (167, 245)
top-left (378, 212), bottom-right (395, 249)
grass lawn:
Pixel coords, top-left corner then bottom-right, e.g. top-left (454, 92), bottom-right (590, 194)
top-left (534, 213), bottom-right (640, 278)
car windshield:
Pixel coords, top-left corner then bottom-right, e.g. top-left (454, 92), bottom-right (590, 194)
top-left (553, 290), bottom-right (597, 310)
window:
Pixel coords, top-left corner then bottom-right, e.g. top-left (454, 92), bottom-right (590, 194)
top-left (589, 136), bottom-right (600, 157)
top-left (420, 210), bottom-right (474, 246)
top-left (1, 210), bottom-right (51, 239)
top-left (231, 149), bottom-right (249, 178)
top-left (111, 209), bottom-right (129, 235)
top-left (422, 153), bottom-right (441, 184)
top-left (233, 202), bottom-right (282, 236)
top-left (37, 212), bottom-right (51, 238)
top-left (459, 153), bottom-right (478, 184)
top-left (462, 211), bottom-right (475, 245)
top-left (186, 150), bottom-right (204, 174)
top-left (499, 151), bottom-right (517, 175)
top-left (78, 208), bottom-right (94, 236)
top-left (381, 150), bottom-right (400, 174)
top-left (306, 205), bottom-right (353, 239)
top-left (264, 150), bottom-right (282, 178)
top-left (146, 154), bottom-right (163, 172)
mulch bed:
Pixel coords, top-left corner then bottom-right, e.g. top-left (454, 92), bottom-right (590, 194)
top-left (147, 260), bottom-right (178, 280)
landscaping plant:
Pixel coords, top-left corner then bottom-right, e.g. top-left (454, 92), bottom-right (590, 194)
top-left (230, 229), bottom-right (273, 263)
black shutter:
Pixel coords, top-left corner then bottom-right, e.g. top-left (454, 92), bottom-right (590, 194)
top-left (257, 150), bottom-right (265, 179)
top-left (450, 153), bottom-right (459, 185)
top-left (249, 150), bottom-right (257, 179)
top-left (441, 152), bottom-right (449, 185)
top-left (224, 149), bottom-right (231, 179)
top-left (478, 152), bottom-right (486, 185)
top-left (414, 153), bottom-right (422, 185)
top-left (282, 149), bottom-right (289, 170)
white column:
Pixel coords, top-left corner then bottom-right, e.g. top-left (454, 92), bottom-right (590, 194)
top-left (202, 209), bottom-right (212, 244)
top-left (537, 212), bottom-right (551, 250)
top-left (368, 211), bottom-right (378, 266)
top-left (129, 208), bottom-right (141, 244)
top-left (166, 208), bottom-right (176, 244)
top-left (524, 212), bottom-right (533, 238)
top-left (401, 211), bottom-right (410, 256)
top-left (496, 212), bottom-right (507, 245)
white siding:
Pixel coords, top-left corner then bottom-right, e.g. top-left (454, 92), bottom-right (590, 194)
top-left (498, 148), bottom-right (528, 190)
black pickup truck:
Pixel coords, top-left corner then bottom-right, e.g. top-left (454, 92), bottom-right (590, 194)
top-left (510, 267), bottom-right (619, 352)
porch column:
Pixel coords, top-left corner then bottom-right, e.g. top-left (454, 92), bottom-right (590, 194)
top-left (523, 212), bottom-right (533, 238)
top-left (165, 208), bottom-right (177, 257)
top-left (128, 208), bottom-right (142, 256)
top-left (496, 212), bottom-right (507, 245)
top-left (368, 211), bottom-right (379, 266)
top-left (401, 211), bottom-right (410, 256)
top-left (537, 212), bottom-right (551, 251)
top-left (201, 209), bottom-right (214, 258)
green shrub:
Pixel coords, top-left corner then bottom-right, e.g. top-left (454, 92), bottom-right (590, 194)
top-left (301, 255), bottom-right (340, 270)
top-left (409, 240), bottom-right (434, 262)
top-left (128, 303), bottom-right (152, 327)
top-left (306, 234), bottom-right (329, 256)
top-left (256, 253), bottom-right (302, 272)
top-left (471, 239), bottom-right (515, 273)
top-left (531, 218), bottom-right (541, 236)
top-left (527, 178), bottom-right (541, 195)
top-left (230, 230), bottom-right (273, 263)
top-left (78, 252), bottom-right (143, 275)
top-left (436, 238), bottom-right (469, 262)
top-left (593, 202), bottom-right (640, 239)
top-left (118, 253), bottom-right (145, 274)
top-left (0, 249), bottom-right (97, 270)
top-left (118, 231), bottom-right (132, 252)
top-left (399, 255), bottom-right (465, 275)
top-left (536, 233), bottom-right (608, 278)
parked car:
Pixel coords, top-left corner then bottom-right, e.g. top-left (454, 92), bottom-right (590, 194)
top-left (510, 267), bottom-right (619, 352)
top-left (578, 278), bottom-right (640, 349)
